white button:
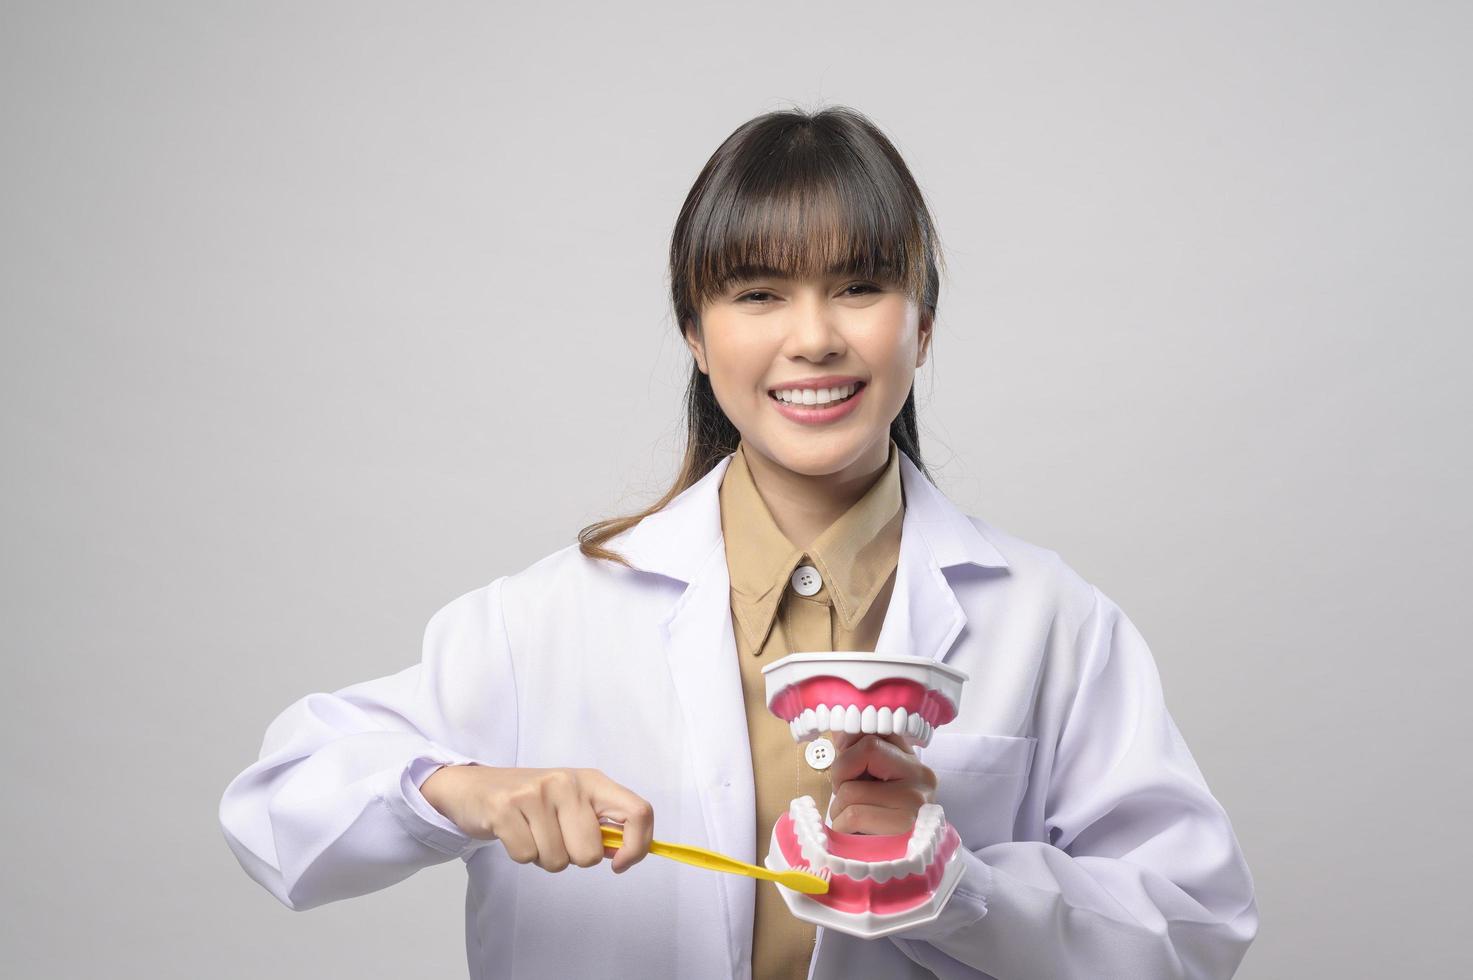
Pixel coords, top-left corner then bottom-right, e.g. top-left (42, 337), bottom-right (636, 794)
top-left (804, 736), bottom-right (835, 770)
top-left (790, 564), bottom-right (822, 596)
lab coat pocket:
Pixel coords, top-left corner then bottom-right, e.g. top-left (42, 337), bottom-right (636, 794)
top-left (917, 732), bottom-right (1038, 851)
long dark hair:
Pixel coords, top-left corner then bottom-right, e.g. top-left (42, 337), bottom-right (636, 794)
top-left (578, 104), bottom-right (947, 568)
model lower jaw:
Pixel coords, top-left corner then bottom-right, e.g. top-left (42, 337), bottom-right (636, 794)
top-left (772, 796), bottom-right (960, 915)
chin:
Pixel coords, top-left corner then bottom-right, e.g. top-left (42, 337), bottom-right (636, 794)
top-left (756, 432), bottom-right (883, 475)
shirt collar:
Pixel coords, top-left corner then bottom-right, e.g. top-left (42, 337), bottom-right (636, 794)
top-left (719, 437), bottom-right (905, 652)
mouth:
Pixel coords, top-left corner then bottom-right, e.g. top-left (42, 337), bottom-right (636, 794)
top-left (762, 652), bottom-right (967, 749)
top-left (767, 381), bottom-right (867, 423)
top-left (767, 380), bottom-right (866, 401)
top-left (770, 795), bottom-right (960, 917)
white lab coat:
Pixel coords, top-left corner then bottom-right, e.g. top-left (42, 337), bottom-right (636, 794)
top-left (219, 450), bottom-right (1258, 979)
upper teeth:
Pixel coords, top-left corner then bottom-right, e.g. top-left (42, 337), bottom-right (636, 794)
top-left (773, 383), bottom-right (857, 405)
top-left (789, 703), bottom-right (933, 746)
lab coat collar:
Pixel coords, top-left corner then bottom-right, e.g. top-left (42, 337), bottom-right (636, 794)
top-left (722, 437), bottom-right (904, 652)
top-left (618, 447), bottom-right (1009, 584)
top-left (614, 447), bottom-right (1009, 976)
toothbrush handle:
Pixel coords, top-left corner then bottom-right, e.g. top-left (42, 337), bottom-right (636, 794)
top-left (650, 839), bottom-right (776, 878)
top-left (600, 825), bottom-right (778, 881)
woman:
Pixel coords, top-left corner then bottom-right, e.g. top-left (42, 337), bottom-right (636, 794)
top-left (220, 106), bottom-right (1258, 979)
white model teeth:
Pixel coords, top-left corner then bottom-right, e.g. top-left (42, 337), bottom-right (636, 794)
top-left (905, 806), bottom-right (943, 867)
top-left (788, 704), bottom-right (933, 745)
top-left (773, 383), bottom-right (857, 405)
top-left (787, 796), bottom-right (947, 882)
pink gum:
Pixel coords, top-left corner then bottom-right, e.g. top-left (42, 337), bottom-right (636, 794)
top-left (770, 677), bottom-right (957, 727)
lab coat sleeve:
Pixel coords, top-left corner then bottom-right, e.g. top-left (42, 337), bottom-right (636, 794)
top-left (218, 576), bottom-right (518, 911)
top-left (886, 584), bottom-right (1259, 979)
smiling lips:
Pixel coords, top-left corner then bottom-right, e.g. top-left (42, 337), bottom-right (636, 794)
top-left (769, 381), bottom-right (867, 423)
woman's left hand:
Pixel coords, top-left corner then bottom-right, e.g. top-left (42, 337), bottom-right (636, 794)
top-left (827, 731), bottom-right (938, 835)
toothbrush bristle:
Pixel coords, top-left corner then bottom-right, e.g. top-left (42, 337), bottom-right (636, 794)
top-left (786, 860), bottom-right (832, 894)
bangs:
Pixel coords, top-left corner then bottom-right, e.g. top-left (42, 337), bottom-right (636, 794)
top-left (684, 162), bottom-right (930, 315)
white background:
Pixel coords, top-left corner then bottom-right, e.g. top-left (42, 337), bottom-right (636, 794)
top-left (2, 2), bottom-right (1468, 976)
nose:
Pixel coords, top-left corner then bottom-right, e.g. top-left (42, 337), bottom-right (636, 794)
top-left (781, 292), bottom-right (846, 362)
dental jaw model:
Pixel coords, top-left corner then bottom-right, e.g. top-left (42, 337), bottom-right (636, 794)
top-left (760, 652), bottom-right (971, 940)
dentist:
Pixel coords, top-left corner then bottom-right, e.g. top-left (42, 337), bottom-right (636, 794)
top-left (220, 105), bottom-right (1258, 979)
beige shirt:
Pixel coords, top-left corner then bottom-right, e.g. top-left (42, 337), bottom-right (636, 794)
top-left (718, 437), bottom-right (905, 980)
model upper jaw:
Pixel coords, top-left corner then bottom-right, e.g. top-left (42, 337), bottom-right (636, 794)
top-left (762, 652), bottom-right (967, 748)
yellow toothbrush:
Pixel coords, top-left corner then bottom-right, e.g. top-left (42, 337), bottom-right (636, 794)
top-left (600, 823), bottom-right (831, 894)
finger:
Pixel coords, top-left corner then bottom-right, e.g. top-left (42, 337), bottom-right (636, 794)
top-left (526, 774), bottom-right (574, 872)
top-left (829, 733), bottom-right (918, 784)
top-left (888, 731), bottom-right (918, 755)
top-left (494, 806), bottom-right (538, 866)
top-left (830, 776), bottom-right (931, 817)
top-left (826, 733), bottom-right (871, 784)
top-left (834, 726), bottom-right (915, 754)
top-left (830, 801), bottom-right (919, 836)
top-left (589, 774), bottom-right (655, 874)
top-left (556, 797), bottom-right (606, 869)
top-left (859, 736), bottom-right (929, 781)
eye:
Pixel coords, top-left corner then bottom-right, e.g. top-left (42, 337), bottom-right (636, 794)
top-left (736, 283), bottom-right (880, 303)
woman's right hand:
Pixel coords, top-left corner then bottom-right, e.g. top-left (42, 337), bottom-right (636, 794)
top-left (419, 764), bottom-right (654, 874)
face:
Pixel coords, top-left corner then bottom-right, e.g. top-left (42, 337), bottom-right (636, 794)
top-left (684, 267), bottom-right (932, 480)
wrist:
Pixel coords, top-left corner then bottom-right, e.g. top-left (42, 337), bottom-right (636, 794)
top-left (418, 762), bottom-right (471, 814)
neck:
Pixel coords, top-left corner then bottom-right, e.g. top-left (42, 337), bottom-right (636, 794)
top-left (740, 436), bottom-right (891, 551)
